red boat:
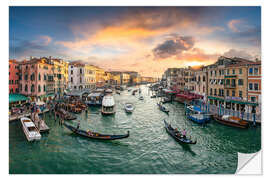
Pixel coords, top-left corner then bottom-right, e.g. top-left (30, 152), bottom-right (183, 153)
top-left (213, 115), bottom-right (249, 129)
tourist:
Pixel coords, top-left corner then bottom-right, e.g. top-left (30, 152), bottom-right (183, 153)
top-left (182, 129), bottom-right (187, 138)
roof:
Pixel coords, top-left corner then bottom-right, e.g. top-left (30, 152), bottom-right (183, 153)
top-left (9, 94), bottom-right (29, 103)
top-left (24, 121), bottom-right (35, 128)
top-left (102, 95), bottom-right (115, 107)
top-left (88, 92), bottom-right (102, 97)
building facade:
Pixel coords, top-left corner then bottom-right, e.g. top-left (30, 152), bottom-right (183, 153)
top-left (9, 60), bottom-right (20, 94)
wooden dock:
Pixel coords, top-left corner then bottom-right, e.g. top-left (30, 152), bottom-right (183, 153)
top-left (9, 109), bottom-right (49, 122)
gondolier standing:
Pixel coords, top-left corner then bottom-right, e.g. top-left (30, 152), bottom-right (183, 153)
top-left (76, 122), bottom-right (80, 131)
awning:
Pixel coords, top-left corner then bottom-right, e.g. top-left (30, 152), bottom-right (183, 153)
top-left (9, 94), bottom-right (29, 103)
top-left (207, 96), bottom-right (225, 101)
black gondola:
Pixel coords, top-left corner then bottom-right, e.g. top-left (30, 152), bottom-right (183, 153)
top-left (157, 103), bottom-right (169, 113)
top-left (164, 120), bottom-right (196, 144)
top-left (63, 123), bottom-right (130, 140)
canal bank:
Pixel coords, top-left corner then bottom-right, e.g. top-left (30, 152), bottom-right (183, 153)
top-left (9, 85), bottom-right (261, 174)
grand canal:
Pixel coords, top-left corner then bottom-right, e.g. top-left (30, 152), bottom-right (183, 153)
top-left (9, 85), bottom-right (261, 174)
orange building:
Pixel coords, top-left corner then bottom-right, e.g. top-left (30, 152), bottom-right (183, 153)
top-left (9, 59), bottom-right (20, 94)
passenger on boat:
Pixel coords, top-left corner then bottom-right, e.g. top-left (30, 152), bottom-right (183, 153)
top-left (182, 129), bottom-right (187, 138)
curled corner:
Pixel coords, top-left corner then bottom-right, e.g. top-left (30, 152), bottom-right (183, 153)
top-left (235, 150), bottom-right (262, 175)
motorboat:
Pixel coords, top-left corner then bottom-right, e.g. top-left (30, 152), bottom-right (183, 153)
top-left (139, 96), bottom-right (144, 100)
top-left (124, 103), bottom-right (135, 113)
top-left (20, 117), bottom-right (41, 141)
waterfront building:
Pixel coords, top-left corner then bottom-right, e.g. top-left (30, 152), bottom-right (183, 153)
top-left (183, 68), bottom-right (196, 92)
top-left (68, 62), bottom-right (96, 90)
top-left (50, 58), bottom-right (68, 95)
top-left (121, 73), bottom-right (130, 85)
top-left (95, 67), bottom-right (106, 87)
top-left (194, 67), bottom-right (208, 101)
top-left (9, 59), bottom-right (20, 94)
top-left (19, 57), bottom-right (54, 101)
top-left (247, 61), bottom-right (261, 114)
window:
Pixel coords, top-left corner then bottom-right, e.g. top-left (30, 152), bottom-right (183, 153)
top-left (221, 89), bottom-right (224, 96)
top-left (232, 90), bottom-right (235, 97)
top-left (38, 85), bottom-right (41, 92)
top-left (238, 79), bottom-right (243, 86)
top-left (254, 83), bottom-right (259, 91)
top-left (210, 71), bottom-right (212, 76)
top-left (239, 91), bottom-right (242, 98)
top-left (249, 83), bottom-right (253, 90)
top-left (232, 69), bottom-right (235, 74)
top-left (227, 90), bottom-right (229, 96)
top-left (239, 68), bottom-right (242, 74)
top-left (232, 79), bottom-right (236, 87)
top-left (43, 85), bottom-right (46, 92)
top-left (249, 68), bottom-right (253, 75)
top-left (210, 88), bottom-right (212, 95)
top-left (25, 85), bottom-right (28, 92)
top-left (38, 73), bottom-right (41, 81)
top-left (227, 69), bottom-right (230, 75)
top-left (251, 97), bottom-right (256, 102)
top-left (25, 74), bottom-right (28, 80)
top-left (80, 69), bottom-right (82, 74)
top-left (44, 74), bottom-right (47, 81)
top-left (203, 76), bottom-right (205, 82)
top-left (80, 77), bottom-right (82, 83)
top-left (71, 70), bottom-right (73, 75)
top-left (226, 79), bottom-right (230, 85)
top-left (31, 85), bottom-right (35, 92)
top-left (254, 68), bottom-right (259, 75)
top-left (71, 77), bottom-right (73, 83)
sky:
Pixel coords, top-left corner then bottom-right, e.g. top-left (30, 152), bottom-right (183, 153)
top-left (9, 7), bottom-right (261, 77)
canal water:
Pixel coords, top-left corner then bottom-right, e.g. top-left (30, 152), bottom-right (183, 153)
top-left (9, 85), bottom-right (261, 174)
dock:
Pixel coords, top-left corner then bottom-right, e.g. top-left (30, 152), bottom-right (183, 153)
top-left (9, 108), bottom-right (49, 122)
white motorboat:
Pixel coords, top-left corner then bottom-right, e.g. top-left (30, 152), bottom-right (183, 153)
top-left (139, 96), bottom-right (144, 100)
top-left (124, 103), bottom-right (135, 113)
top-left (20, 117), bottom-right (41, 141)
top-left (101, 90), bottom-right (115, 115)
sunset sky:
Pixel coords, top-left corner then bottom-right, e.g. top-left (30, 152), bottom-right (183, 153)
top-left (9, 7), bottom-right (261, 77)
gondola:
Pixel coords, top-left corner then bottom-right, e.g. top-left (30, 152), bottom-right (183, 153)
top-left (150, 95), bottom-right (157, 98)
top-left (164, 120), bottom-right (196, 144)
top-left (157, 103), bottom-right (169, 113)
top-left (63, 123), bottom-right (130, 140)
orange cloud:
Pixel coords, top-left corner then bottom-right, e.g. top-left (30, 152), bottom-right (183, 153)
top-left (228, 19), bottom-right (242, 32)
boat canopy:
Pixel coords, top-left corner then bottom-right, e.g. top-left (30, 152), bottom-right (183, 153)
top-left (102, 95), bottom-right (115, 107)
top-left (162, 89), bottom-right (177, 94)
top-left (24, 121), bottom-right (36, 128)
top-left (88, 92), bottom-right (102, 97)
top-left (9, 94), bottom-right (29, 103)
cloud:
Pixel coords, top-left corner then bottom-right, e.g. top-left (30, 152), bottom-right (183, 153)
top-left (228, 19), bottom-right (242, 32)
top-left (38, 35), bottom-right (52, 45)
top-left (152, 35), bottom-right (195, 59)
top-left (222, 49), bottom-right (255, 60)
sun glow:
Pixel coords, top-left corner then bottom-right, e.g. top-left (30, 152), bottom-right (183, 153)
top-left (185, 61), bottom-right (204, 67)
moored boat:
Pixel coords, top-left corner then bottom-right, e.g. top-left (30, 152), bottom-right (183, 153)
top-left (150, 95), bottom-right (157, 98)
top-left (124, 103), bottom-right (135, 113)
top-left (63, 122), bottom-right (129, 140)
top-left (164, 120), bottom-right (196, 144)
top-left (213, 115), bottom-right (249, 128)
top-left (57, 108), bottom-right (77, 120)
top-left (186, 105), bottom-right (211, 124)
top-left (139, 96), bottom-right (144, 100)
top-left (21, 117), bottom-right (41, 141)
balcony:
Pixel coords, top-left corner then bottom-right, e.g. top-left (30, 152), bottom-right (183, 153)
top-left (225, 84), bottom-right (236, 89)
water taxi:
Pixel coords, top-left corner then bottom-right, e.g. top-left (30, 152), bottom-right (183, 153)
top-left (213, 115), bottom-right (249, 128)
top-left (21, 117), bottom-right (41, 141)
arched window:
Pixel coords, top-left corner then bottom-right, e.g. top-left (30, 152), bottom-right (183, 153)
top-left (44, 74), bottom-right (46, 81)
top-left (31, 84), bottom-right (35, 92)
top-left (38, 85), bottom-right (41, 92)
top-left (25, 84), bottom-right (28, 92)
top-left (43, 85), bottom-right (46, 92)
top-left (38, 73), bottom-right (41, 81)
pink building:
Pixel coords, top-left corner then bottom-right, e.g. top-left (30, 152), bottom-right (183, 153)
top-left (19, 58), bottom-right (53, 101)
top-left (9, 59), bottom-right (19, 94)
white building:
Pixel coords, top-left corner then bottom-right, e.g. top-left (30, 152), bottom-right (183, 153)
top-left (68, 62), bottom-right (96, 90)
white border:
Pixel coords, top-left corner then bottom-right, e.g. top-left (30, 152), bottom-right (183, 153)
top-left (2, 0), bottom-right (270, 179)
